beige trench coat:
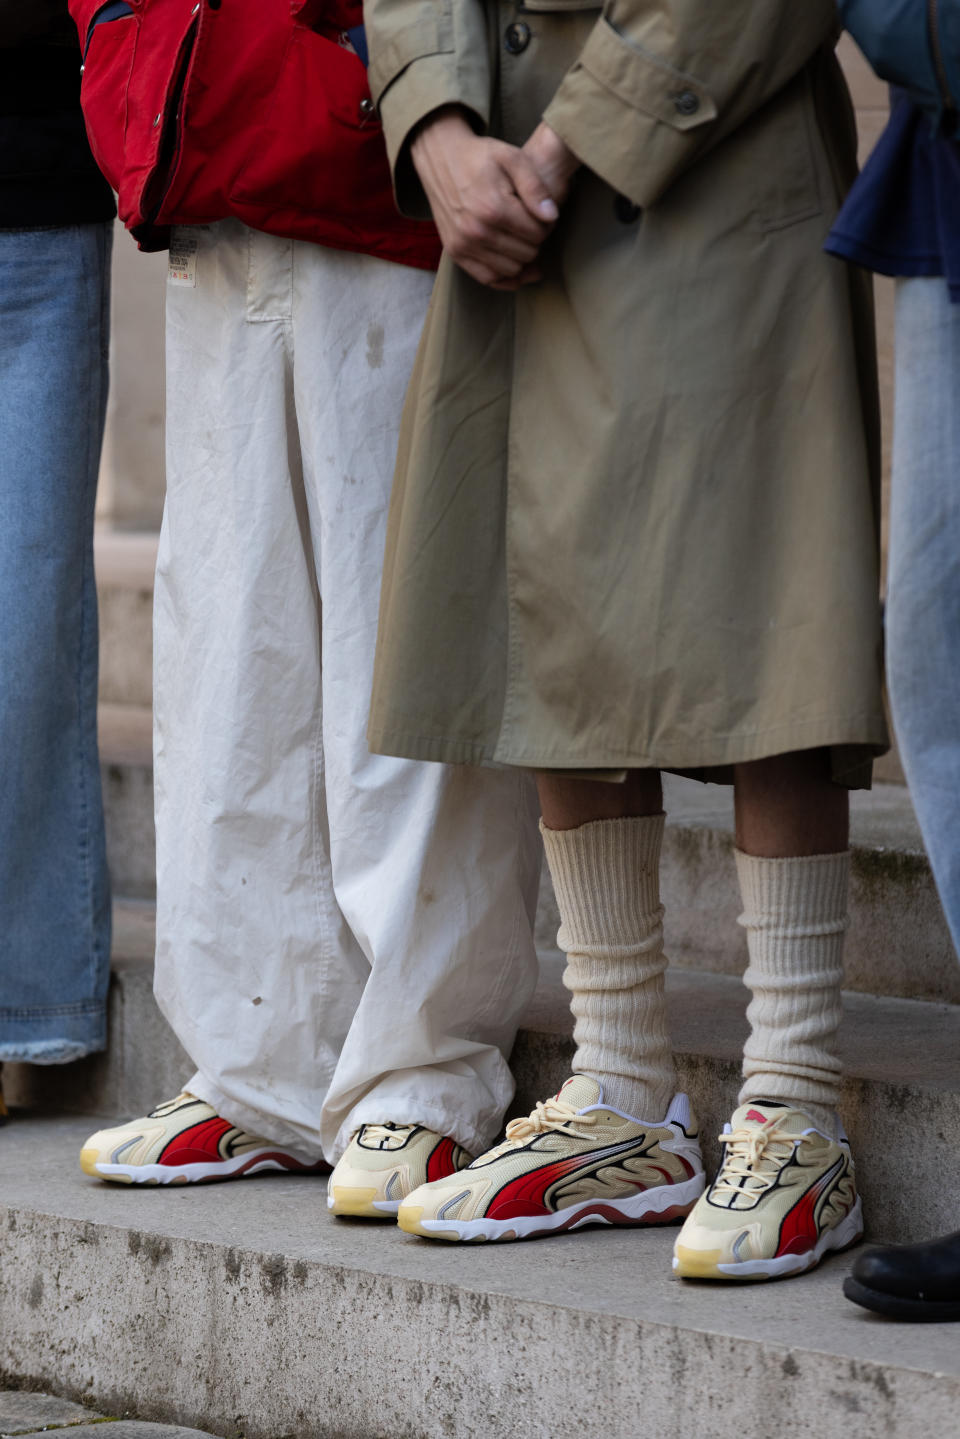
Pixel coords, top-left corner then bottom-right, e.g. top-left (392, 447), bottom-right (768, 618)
top-left (364, 0), bottom-right (888, 784)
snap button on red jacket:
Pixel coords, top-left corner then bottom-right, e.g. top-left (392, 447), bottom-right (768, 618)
top-left (71, 0), bottom-right (441, 268)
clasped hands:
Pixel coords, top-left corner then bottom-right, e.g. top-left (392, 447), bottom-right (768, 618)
top-left (410, 107), bottom-right (580, 290)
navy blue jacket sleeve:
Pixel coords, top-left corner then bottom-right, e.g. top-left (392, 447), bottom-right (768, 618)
top-left (838, 0), bottom-right (960, 134)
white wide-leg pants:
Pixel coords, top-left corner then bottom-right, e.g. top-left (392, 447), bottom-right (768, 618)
top-left (153, 221), bottom-right (542, 1162)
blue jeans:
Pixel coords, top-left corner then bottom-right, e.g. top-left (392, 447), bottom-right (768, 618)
top-left (0, 222), bottom-right (112, 1062)
top-left (886, 275), bottom-right (960, 959)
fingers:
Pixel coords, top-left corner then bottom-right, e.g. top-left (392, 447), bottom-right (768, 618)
top-left (519, 121), bottom-right (580, 208)
top-left (410, 127), bottom-right (558, 289)
top-left (456, 252), bottom-right (540, 288)
top-left (443, 197), bottom-right (543, 264)
top-left (504, 147), bottom-right (560, 226)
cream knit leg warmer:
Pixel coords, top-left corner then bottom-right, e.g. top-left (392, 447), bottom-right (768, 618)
top-left (540, 814), bottom-right (677, 1121)
top-left (736, 849), bottom-right (850, 1132)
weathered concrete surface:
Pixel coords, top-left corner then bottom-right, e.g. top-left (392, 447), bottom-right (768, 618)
top-left (0, 1115), bottom-right (957, 1439)
top-left (0, 1116), bottom-right (955, 1439)
top-left (97, 232), bottom-right (166, 534)
top-left (4, 917), bottom-right (189, 1122)
top-left (534, 776), bottom-right (960, 1004)
top-left (99, 707), bottom-right (155, 900)
top-left (0, 1391), bottom-right (218, 1439)
top-left (0, 1391), bottom-right (103, 1434)
top-left (8, 915), bottom-right (960, 1239)
top-left (96, 533), bottom-right (157, 710)
top-left (17, 1427), bottom-right (216, 1438)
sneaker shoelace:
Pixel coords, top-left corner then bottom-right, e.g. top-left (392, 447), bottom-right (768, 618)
top-left (360, 1122), bottom-right (417, 1150)
top-left (503, 1096), bottom-right (599, 1148)
top-left (711, 1117), bottom-right (802, 1202)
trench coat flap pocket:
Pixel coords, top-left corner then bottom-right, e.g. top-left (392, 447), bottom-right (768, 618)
top-left (577, 19), bottom-right (717, 131)
top-left (369, 0), bottom-right (491, 216)
top-left (367, 5), bottom-right (454, 103)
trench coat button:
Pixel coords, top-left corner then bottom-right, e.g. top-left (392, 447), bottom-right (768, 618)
top-left (614, 194), bottom-right (641, 224)
top-left (504, 21), bottom-right (531, 53)
top-left (359, 97), bottom-right (376, 118)
top-left (153, 112), bottom-right (162, 126)
top-left (673, 89), bottom-right (699, 116)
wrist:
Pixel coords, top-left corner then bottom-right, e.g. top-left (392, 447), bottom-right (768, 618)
top-left (411, 105), bottom-right (476, 159)
top-left (527, 122), bottom-right (578, 186)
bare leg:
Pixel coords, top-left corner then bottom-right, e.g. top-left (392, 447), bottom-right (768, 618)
top-left (734, 748), bottom-right (848, 857)
top-left (537, 768), bottom-right (663, 830)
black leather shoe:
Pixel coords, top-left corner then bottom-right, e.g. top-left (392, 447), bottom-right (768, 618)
top-left (843, 1231), bottom-right (960, 1321)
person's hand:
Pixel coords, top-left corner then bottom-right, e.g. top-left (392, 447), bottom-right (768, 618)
top-left (410, 107), bottom-right (560, 289)
top-left (521, 122), bottom-right (580, 208)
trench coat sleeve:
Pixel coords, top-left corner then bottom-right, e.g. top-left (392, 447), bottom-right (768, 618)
top-left (543, 0), bottom-right (840, 207)
top-left (365, 0), bottom-right (492, 216)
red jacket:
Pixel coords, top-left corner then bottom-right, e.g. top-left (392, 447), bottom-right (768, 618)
top-left (71, 0), bottom-right (440, 268)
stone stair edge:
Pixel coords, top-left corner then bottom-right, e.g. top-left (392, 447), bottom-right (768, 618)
top-left (0, 1117), bottom-right (958, 1439)
top-left (8, 912), bottom-right (960, 1241)
top-left (95, 713), bottom-right (920, 852)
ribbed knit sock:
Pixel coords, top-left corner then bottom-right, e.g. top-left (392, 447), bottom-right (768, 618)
top-left (735, 848), bottom-right (850, 1134)
top-left (540, 813), bottom-right (677, 1121)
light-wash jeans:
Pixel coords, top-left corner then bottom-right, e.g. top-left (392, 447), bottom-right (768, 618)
top-left (0, 222), bottom-right (112, 1062)
top-left (155, 222), bottom-right (542, 1162)
top-left (886, 276), bottom-right (960, 958)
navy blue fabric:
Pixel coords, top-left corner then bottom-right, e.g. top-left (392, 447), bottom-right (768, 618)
top-left (837, 0), bottom-right (956, 130)
top-left (826, 90), bottom-right (960, 301)
top-left (346, 24), bottom-right (368, 66)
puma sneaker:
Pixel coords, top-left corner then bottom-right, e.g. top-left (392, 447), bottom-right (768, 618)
top-left (396, 1076), bottom-right (704, 1242)
top-left (80, 1093), bottom-right (327, 1184)
top-left (673, 1100), bottom-right (863, 1281)
top-left (328, 1123), bottom-right (472, 1218)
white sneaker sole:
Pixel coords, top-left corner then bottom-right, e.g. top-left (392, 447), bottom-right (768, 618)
top-left (673, 1196), bottom-right (864, 1281)
top-left (82, 1148), bottom-right (324, 1185)
top-left (399, 1171), bottom-right (706, 1242)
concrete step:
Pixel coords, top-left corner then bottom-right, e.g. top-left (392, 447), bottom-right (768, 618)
top-left (7, 898), bottom-right (960, 1244)
top-left (0, 1114), bottom-right (956, 1439)
top-left (97, 709), bottom-right (954, 1004)
top-left (95, 530), bottom-right (157, 710)
top-left (100, 704), bottom-right (154, 900)
top-left (3, 900), bottom-right (189, 1123)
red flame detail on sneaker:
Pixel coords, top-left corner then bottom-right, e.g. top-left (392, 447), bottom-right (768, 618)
top-left (159, 1117), bottom-right (232, 1165)
top-left (775, 1166), bottom-right (838, 1257)
top-left (426, 1136), bottom-right (458, 1183)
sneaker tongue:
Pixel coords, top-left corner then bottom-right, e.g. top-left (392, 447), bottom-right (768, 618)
top-left (731, 1101), bottom-right (807, 1135)
top-left (556, 1075), bottom-right (603, 1111)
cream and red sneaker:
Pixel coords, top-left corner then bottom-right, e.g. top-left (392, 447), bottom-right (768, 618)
top-left (80, 1093), bottom-right (327, 1184)
top-left (396, 1077), bottom-right (704, 1242)
top-left (673, 1100), bottom-right (863, 1281)
top-left (327, 1123), bottom-right (472, 1219)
